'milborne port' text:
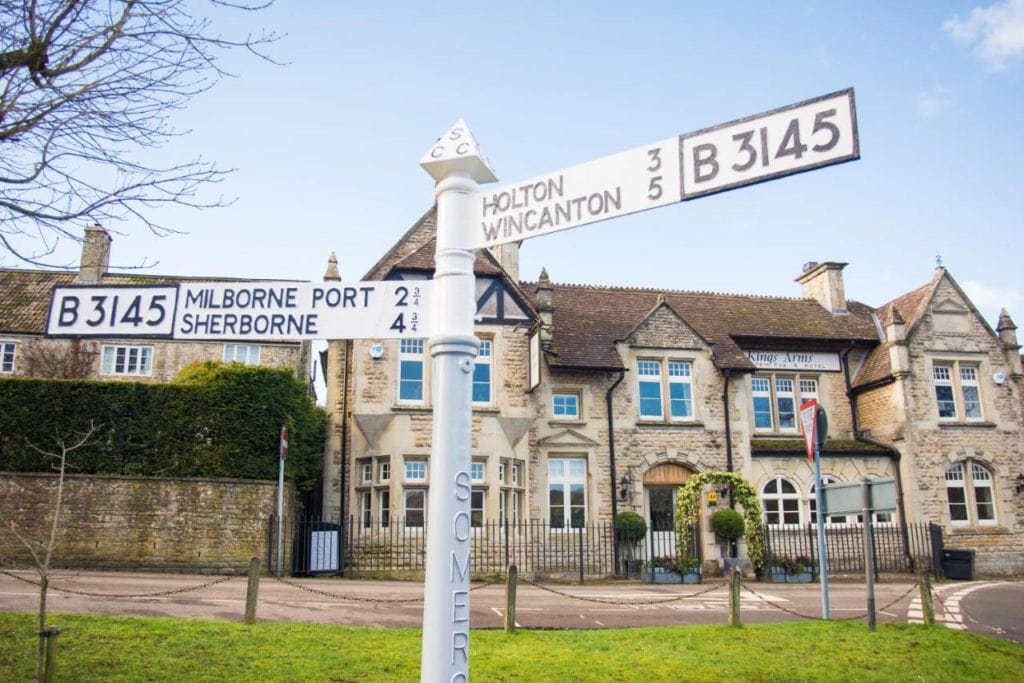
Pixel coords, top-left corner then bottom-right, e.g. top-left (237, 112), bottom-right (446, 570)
top-left (480, 175), bottom-right (621, 244)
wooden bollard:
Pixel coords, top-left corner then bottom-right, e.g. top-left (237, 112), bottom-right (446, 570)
top-left (245, 557), bottom-right (261, 624)
top-left (919, 571), bottom-right (935, 626)
top-left (505, 564), bottom-right (518, 633)
top-left (42, 627), bottom-right (60, 683)
top-left (728, 569), bottom-right (742, 628)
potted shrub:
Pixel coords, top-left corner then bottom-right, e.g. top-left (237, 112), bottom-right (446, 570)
top-left (675, 555), bottom-right (702, 584)
top-left (711, 507), bottom-right (745, 574)
top-left (614, 511), bottom-right (647, 578)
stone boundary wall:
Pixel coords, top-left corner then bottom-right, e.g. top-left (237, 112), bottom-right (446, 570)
top-left (0, 472), bottom-right (294, 573)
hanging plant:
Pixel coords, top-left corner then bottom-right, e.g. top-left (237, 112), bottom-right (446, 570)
top-left (674, 471), bottom-right (766, 572)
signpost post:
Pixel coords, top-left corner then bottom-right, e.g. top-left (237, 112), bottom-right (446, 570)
top-left (800, 399), bottom-right (831, 619)
top-left (823, 477), bottom-right (896, 632)
top-left (419, 121), bottom-right (497, 683)
top-left (277, 425), bottom-right (288, 578)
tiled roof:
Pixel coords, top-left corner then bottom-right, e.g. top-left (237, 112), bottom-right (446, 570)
top-left (0, 269), bottom-right (297, 335)
top-left (392, 237), bottom-right (506, 277)
top-left (852, 269), bottom-right (946, 388)
top-left (524, 282), bottom-right (880, 371)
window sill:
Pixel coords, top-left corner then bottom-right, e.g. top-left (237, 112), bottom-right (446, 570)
top-left (473, 406), bottom-right (500, 415)
top-left (938, 421), bottom-right (997, 429)
top-left (549, 419), bottom-right (586, 427)
top-left (950, 525), bottom-right (1008, 534)
top-left (637, 420), bottom-right (705, 428)
top-left (393, 404), bottom-right (432, 413)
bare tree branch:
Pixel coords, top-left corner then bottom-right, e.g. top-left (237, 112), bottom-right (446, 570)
top-left (0, 1), bottom-right (280, 267)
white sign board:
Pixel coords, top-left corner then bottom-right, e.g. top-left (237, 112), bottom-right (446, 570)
top-left (680, 89), bottom-right (858, 199)
top-left (746, 350), bottom-right (842, 372)
top-left (823, 478), bottom-right (897, 516)
top-left (472, 88), bottom-right (858, 248)
top-left (475, 136), bottom-right (680, 249)
top-left (46, 281), bottom-right (431, 340)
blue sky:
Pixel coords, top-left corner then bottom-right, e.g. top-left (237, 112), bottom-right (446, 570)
top-left (31, 1), bottom-right (1024, 328)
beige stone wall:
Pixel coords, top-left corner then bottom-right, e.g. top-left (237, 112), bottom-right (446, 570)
top-left (0, 473), bottom-right (292, 572)
top-left (331, 324), bottom-right (534, 523)
top-left (2, 335), bottom-right (304, 382)
top-left (861, 276), bottom-right (1024, 574)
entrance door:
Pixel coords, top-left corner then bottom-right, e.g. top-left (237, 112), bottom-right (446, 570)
top-left (646, 487), bottom-right (676, 558)
top-left (642, 463), bottom-right (693, 559)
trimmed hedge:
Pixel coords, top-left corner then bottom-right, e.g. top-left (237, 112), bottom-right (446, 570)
top-left (0, 364), bottom-right (326, 492)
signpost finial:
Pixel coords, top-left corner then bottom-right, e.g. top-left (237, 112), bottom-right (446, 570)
top-left (420, 119), bottom-right (497, 183)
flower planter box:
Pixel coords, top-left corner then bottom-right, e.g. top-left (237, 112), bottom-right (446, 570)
top-left (770, 567), bottom-right (814, 583)
top-left (642, 567), bottom-right (701, 584)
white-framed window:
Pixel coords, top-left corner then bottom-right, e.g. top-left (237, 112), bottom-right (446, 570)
top-left (637, 360), bottom-right (663, 419)
top-left (946, 461), bottom-right (997, 526)
top-left (637, 358), bottom-right (696, 421)
top-left (0, 341), bottom-right (15, 373)
top-left (511, 463), bottom-right (520, 486)
top-left (360, 460), bottom-right (373, 485)
top-left (378, 489), bottom-right (391, 529)
top-left (360, 491), bottom-right (372, 529)
top-left (809, 476), bottom-right (850, 525)
top-left (933, 362), bottom-right (983, 421)
top-left (404, 489), bottom-right (426, 528)
top-left (751, 374), bottom-right (818, 433)
top-left (398, 338), bottom-right (425, 403)
top-left (762, 476), bottom-right (802, 526)
top-left (101, 345), bottom-right (153, 376)
top-left (378, 460), bottom-right (391, 483)
top-left (404, 459), bottom-right (427, 482)
top-left (471, 490), bottom-right (485, 527)
top-left (549, 457), bottom-right (587, 530)
top-left (470, 460), bottom-right (486, 482)
top-left (500, 458), bottom-right (525, 526)
top-left (498, 463), bottom-right (505, 484)
top-left (552, 391), bottom-right (580, 419)
top-left (473, 339), bottom-right (492, 405)
top-left (223, 343), bottom-right (260, 365)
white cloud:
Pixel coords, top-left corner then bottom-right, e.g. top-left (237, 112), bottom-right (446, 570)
top-left (913, 86), bottom-right (951, 117)
top-left (962, 279), bottom-right (1024, 325)
top-left (943, 0), bottom-right (1024, 70)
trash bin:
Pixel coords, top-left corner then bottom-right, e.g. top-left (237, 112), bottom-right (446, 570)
top-left (941, 548), bottom-right (975, 580)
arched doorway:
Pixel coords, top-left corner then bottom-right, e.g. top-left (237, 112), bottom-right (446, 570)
top-left (643, 463), bottom-right (693, 558)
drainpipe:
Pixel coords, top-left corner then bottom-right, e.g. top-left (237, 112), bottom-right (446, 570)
top-left (722, 369), bottom-right (737, 559)
top-left (339, 341), bottom-right (350, 573)
top-left (606, 368), bottom-right (626, 574)
top-left (842, 348), bottom-right (913, 570)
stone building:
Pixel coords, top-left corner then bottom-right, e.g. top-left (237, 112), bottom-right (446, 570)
top-left (0, 226), bottom-right (309, 382)
top-left (323, 209), bottom-right (1024, 576)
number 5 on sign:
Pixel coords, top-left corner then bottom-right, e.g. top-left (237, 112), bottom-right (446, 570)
top-left (680, 89), bottom-right (858, 199)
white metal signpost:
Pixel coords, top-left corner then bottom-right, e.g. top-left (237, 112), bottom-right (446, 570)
top-left (422, 90), bottom-right (858, 682)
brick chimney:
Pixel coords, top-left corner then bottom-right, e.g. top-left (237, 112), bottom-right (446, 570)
top-left (795, 261), bottom-right (848, 314)
top-left (78, 225), bottom-right (111, 284)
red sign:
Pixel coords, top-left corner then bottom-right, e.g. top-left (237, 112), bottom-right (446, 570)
top-left (280, 426), bottom-right (289, 461)
top-left (799, 399), bottom-right (818, 463)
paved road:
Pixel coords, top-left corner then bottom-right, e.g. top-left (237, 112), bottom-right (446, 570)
top-left (0, 570), bottom-right (1019, 638)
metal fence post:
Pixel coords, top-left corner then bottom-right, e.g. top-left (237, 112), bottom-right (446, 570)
top-left (578, 525), bottom-right (585, 584)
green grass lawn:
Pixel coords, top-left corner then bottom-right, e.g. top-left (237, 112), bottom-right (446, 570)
top-left (1, 612), bottom-right (1022, 682)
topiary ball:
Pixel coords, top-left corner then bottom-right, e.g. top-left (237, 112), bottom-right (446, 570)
top-left (711, 507), bottom-right (746, 541)
top-left (614, 511), bottom-right (648, 544)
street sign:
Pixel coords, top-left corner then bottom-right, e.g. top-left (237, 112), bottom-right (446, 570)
top-left (280, 426), bottom-right (289, 461)
top-left (46, 281), bottom-right (432, 340)
top-left (823, 478), bottom-right (897, 515)
top-left (472, 88), bottom-right (858, 249)
top-left (799, 399), bottom-right (819, 463)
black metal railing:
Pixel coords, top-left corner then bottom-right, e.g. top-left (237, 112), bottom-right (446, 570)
top-left (762, 521), bottom-right (940, 575)
top-left (269, 515), bottom-right (941, 579)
